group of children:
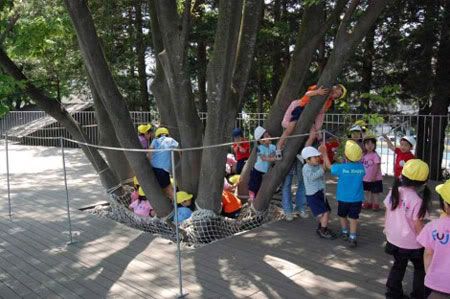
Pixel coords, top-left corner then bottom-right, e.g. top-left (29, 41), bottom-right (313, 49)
top-left (242, 82), bottom-right (449, 298)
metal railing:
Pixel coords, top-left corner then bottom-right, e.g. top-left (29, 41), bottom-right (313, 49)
top-left (1, 111), bottom-right (449, 178)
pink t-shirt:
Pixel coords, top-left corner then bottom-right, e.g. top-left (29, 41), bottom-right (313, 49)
top-left (417, 217), bottom-right (450, 294)
top-left (362, 151), bottom-right (382, 182)
top-left (384, 187), bottom-right (423, 249)
top-left (129, 199), bottom-right (152, 217)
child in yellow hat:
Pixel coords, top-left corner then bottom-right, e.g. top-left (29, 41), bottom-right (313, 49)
top-left (384, 159), bottom-right (430, 299)
top-left (137, 124), bottom-right (154, 149)
top-left (129, 187), bottom-right (155, 217)
top-left (175, 191), bottom-right (194, 224)
top-left (416, 180), bottom-right (450, 298)
top-left (330, 140), bottom-right (365, 248)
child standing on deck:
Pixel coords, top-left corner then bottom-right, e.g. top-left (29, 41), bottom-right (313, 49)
top-left (149, 127), bottom-right (179, 200)
top-left (417, 179), bottom-right (450, 299)
top-left (331, 140), bottom-right (365, 248)
top-left (384, 159), bottom-right (430, 299)
top-left (383, 134), bottom-right (416, 178)
top-left (302, 144), bottom-right (336, 239)
top-left (248, 126), bottom-right (277, 202)
top-left (361, 135), bottom-right (383, 211)
top-left (232, 128), bottom-right (251, 174)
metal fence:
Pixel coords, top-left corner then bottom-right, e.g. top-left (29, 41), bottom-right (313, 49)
top-left (1, 110), bottom-right (449, 177)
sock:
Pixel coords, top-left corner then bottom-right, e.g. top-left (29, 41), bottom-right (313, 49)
top-left (349, 233), bottom-right (357, 240)
top-left (341, 228), bottom-right (349, 234)
top-left (317, 223), bottom-right (322, 230)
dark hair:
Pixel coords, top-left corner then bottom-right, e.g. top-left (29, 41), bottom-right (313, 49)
top-left (391, 176), bottom-right (430, 219)
top-left (363, 138), bottom-right (377, 150)
top-left (138, 195), bottom-right (146, 204)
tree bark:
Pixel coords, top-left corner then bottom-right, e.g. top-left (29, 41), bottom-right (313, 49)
top-left (135, 0), bottom-right (149, 110)
top-left (427, 0), bottom-right (450, 180)
top-left (196, 0), bottom-right (263, 212)
top-left (154, 0), bottom-right (204, 194)
top-left (87, 72), bottom-right (134, 183)
top-left (254, 0), bottom-right (389, 211)
top-left (360, 23), bottom-right (376, 112)
top-left (238, 0), bottom-right (347, 197)
top-left (197, 40), bottom-right (207, 113)
top-left (64, 0), bottom-right (172, 217)
top-left (0, 47), bottom-right (123, 196)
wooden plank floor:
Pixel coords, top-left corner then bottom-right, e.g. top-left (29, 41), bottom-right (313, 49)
top-left (0, 142), bottom-right (439, 298)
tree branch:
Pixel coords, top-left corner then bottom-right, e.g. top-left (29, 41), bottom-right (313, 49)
top-left (0, 12), bottom-right (20, 45)
top-left (335, 0), bottom-right (359, 41)
top-left (180, 0), bottom-right (192, 55)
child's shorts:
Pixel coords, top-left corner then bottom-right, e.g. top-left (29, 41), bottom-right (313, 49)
top-left (363, 180), bottom-right (383, 193)
top-left (337, 201), bottom-right (362, 219)
top-left (236, 159), bottom-right (247, 174)
top-left (248, 168), bottom-right (264, 195)
top-left (306, 190), bottom-right (331, 217)
top-left (152, 167), bottom-right (171, 188)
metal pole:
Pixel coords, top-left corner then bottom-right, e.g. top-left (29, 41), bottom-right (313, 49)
top-left (171, 150), bottom-right (185, 298)
top-left (60, 137), bottom-right (75, 245)
top-left (5, 132), bottom-right (11, 220)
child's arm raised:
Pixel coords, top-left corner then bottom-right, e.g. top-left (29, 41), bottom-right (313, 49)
top-left (305, 86), bottom-right (328, 97)
top-left (318, 143), bottom-right (331, 170)
top-left (382, 134), bottom-right (396, 151)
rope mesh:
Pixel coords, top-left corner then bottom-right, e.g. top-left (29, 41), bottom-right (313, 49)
top-left (87, 186), bottom-right (284, 246)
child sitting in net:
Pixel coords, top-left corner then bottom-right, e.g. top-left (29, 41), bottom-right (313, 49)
top-left (278, 84), bottom-right (347, 151)
top-left (175, 191), bottom-right (194, 224)
top-left (129, 187), bottom-right (155, 217)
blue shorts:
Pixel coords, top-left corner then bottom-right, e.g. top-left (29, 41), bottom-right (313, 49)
top-left (248, 168), bottom-right (264, 195)
top-left (337, 201), bottom-right (362, 219)
top-left (152, 167), bottom-right (171, 188)
top-left (306, 190), bottom-right (331, 217)
top-left (236, 159), bottom-right (247, 174)
top-left (363, 180), bottom-right (383, 193)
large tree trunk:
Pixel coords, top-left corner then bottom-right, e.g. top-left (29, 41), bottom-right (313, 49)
top-left (147, 0), bottom-right (177, 132)
top-left (135, 0), bottom-right (149, 110)
top-left (154, 0), bottom-right (203, 194)
top-left (360, 24), bottom-right (376, 112)
top-left (427, 0), bottom-right (450, 180)
top-left (64, 0), bottom-right (172, 217)
top-left (197, 40), bottom-right (208, 114)
top-left (196, 0), bottom-right (264, 212)
top-left (0, 48), bottom-right (122, 196)
top-left (254, 0), bottom-right (389, 211)
top-left (87, 73), bottom-right (134, 183)
top-left (238, 0), bottom-right (347, 197)
top-left (414, 0), bottom-right (439, 159)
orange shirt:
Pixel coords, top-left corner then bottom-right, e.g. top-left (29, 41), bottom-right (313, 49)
top-left (298, 85), bottom-right (335, 111)
top-left (222, 191), bottom-right (242, 213)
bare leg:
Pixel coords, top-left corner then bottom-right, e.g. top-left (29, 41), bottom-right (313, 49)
top-left (320, 212), bottom-right (329, 228)
top-left (349, 218), bottom-right (358, 234)
top-left (340, 217), bottom-right (349, 230)
top-left (164, 184), bottom-right (174, 200)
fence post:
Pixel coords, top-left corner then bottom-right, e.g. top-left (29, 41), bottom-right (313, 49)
top-left (5, 132), bottom-right (12, 220)
top-left (171, 149), bottom-right (186, 298)
top-left (60, 137), bottom-right (75, 245)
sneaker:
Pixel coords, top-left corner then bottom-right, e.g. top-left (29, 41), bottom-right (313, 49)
top-left (362, 202), bottom-right (372, 209)
top-left (299, 210), bottom-right (309, 219)
top-left (285, 213), bottom-right (294, 221)
top-left (340, 231), bottom-right (349, 241)
top-left (372, 203), bottom-right (380, 211)
top-left (318, 228), bottom-right (337, 240)
top-left (348, 238), bottom-right (357, 248)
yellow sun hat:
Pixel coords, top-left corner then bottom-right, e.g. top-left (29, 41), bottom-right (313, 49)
top-left (337, 84), bottom-right (347, 100)
top-left (138, 186), bottom-right (145, 197)
top-left (435, 180), bottom-right (450, 204)
top-left (133, 176), bottom-right (139, 187)
top-left (345, 140), bottom-right (362, 162)
top-left (138, 124), bottom-right (152, 134)
top-left (401, 159), bottom-right (429, 182)
top-left (155, 127), bottom-right (169, 137)
top-left (228, 175), bottom-right (240, 186)
top-left (176, 191), bottom-right (193, 204)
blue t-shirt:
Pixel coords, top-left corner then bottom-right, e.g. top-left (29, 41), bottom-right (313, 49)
top-left (254, 144), bottom-right (276, 173)
top-left (150, 136), bottom-right (179, 172)
top-left (331, 162), bottom-right (365, 202)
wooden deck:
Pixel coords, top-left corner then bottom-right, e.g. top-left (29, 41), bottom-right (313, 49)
top-left (0, 142), bottom-right (430, 298)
